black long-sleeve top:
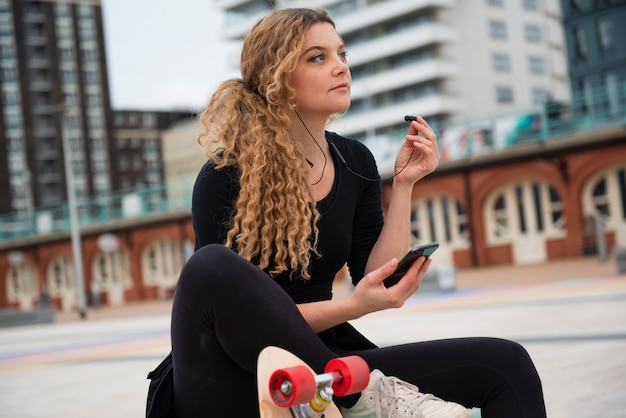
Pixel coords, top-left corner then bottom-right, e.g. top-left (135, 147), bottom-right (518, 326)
top-left (191, 131), bottom-right (384, 304)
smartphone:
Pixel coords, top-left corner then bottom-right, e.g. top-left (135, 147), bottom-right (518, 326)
top-left (383, 242), bottom-right (439, 288)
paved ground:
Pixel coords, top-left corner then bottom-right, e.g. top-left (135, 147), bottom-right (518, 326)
top-left (0, 256), bottom-right (624, 417)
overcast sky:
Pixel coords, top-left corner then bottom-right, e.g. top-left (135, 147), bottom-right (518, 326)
top-left (101, 0), bottom-right (240, 111)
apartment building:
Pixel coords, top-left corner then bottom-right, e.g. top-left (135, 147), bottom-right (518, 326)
top-left (0, 0), bottom-right (197, 222)
top-left (0, 0), bottom-right (114, 215)
top-left (215, 0), bottom-right (569, 167)
top-left (112, 110), bottom-right (193, 192)
top-left (160, 118), bottom-right (206, 205)
top-left (560, 0), bottom-right (626, 112)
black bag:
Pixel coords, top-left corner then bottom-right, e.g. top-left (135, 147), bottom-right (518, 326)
top-left (146, 352), bottom-right (174, 418)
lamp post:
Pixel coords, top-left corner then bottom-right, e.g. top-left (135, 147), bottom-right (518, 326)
top-left (60, 106), bottom-right (87, 319)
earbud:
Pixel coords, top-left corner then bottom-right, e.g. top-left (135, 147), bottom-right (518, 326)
top-left (404, 115), bottom-right (417, 122)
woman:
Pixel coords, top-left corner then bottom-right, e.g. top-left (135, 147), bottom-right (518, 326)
top-left (170, 8), bottom-right (546, 418)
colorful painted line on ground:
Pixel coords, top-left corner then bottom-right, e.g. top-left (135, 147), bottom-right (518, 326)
top-left (405, 275), bottom-right (626, 312)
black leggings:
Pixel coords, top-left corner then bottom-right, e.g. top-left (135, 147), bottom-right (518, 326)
top-left (171, 244), bottom-right (546, 418)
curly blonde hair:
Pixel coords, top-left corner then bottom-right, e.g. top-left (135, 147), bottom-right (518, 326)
top-left (197, 9), bottom-right (336, 279)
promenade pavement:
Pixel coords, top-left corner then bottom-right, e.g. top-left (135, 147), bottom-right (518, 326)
top-left (0, 255), bottom-right (624, 417)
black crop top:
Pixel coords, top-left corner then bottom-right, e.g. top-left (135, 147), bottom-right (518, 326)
top-left (191, 131), bottom-right (384, 304)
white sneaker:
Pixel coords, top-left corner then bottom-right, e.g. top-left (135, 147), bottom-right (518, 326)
top-left (341, 369), bottom-right (470, 418)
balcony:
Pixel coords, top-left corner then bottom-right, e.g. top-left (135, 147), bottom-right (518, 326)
top-left (33, 125), bottom-right (57, 137)
top-left (29, 79), bottom-right (53, 91)
top-left (27, 56), bottom-right (50, 69)
top-left (340, 94), bottom-right (463, 137)
top-left (0, 84), bottom-right (624, 244)
top-left (350, 59), bottom-right (457, 101)
top-left (335, 0), bottom-right (454, 35)
top-left (347, 23), bottom-right (456, 67)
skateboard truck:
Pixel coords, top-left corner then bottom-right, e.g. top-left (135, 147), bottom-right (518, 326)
top-left (269, 356), bottom-right (369, 418)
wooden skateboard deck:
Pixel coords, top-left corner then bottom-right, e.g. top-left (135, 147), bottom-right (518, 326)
top-left (257, 346), bottom-right (369, 418)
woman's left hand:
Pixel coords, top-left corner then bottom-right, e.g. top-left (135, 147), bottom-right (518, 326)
top-left (394, 116), bottom-right (440, 186)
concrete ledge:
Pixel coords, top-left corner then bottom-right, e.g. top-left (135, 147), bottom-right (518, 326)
top-left (0, 307), bottom-right (55, 328)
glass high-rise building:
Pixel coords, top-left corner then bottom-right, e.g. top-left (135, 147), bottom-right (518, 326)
top-left (560, 0), bottom-right (626, 115)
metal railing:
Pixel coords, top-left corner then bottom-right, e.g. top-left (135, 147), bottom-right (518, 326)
top-left (435, 82), bottom-right (626, 160)
top-left (1, 84), bottom-right (625, 244)
top-left (0, 179), bottom-right (194, 243)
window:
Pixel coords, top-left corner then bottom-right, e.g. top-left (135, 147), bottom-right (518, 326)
top-left (0, 42), bottom-right (15, 58)
top-left (47, 255), bottom-right (74, 297)
top-left (5, 112), bottom-right (22, 128)
top-left (91, 250), bottom-right (131, 291)
top-left (55, 3), bottom-right (71, 16)
top-left (487, 182), bottom-right (564, 244)
top-left (141, 113), bottom-right (157, 128)
top-left (488, 0), bottom-right (503, 6)
top-left (56, 22), bottom-right (73, 40)
top-left (583, 165), bottom-right (626, 239)
top-left (78, 23), bottom-right (95, 40)
top-left (60, 69), bottom-right (76, 82)
top-left (89, 115), bottom-right (104, 128)
top-left (119, 156), bottom-right (129, 170)
top-left (410, 196), bottom-right (469, 247)
top-left (64, 92), bottom-right (78, 105)
top-left (5, 263), bottom-right (38, 307)
top-left (86, 93), bottom-right (101, 106)
top-left (579, 77), bottom-right (593, 113)
top-left (83, 69), bottom-right (98, 83)
top-left (492, 53), bottom-right (510, 71)
top-left (523, 0), bottom-right (538, 10)
top-left (81, 48), bottom-right (98, 62)
top-left (492, 195), bottom-right (508, 238)
top-left (77, 3), bottom-right (93, 17)
top-left (605, 72), bottom-right (619, 116)
top-left (141, 239), bottom-right (182, 290)
top-left (496, 86), bottom-right (514, 103)
top-left (132, 156), bottom-right (143, 170)
top-left (525, 24), bottom-right (541, 42)
top-left (2, 89), bottom-right (19, 105)
top-left (528, 55), bottom-right (545, 74)
top-left (532, 88), bottom-right (549, 104)
top-left (489, 21), bottom-right (507, 39)
top-left (58, 47), bottom-right (74, 61)
top-left (597, 18), bottom-right (614, 50)
top-left (1, 64), bottom-right (16, 81)
top-left (574, 26), bottom-right (587, 58)
top-left (593, 178), bottom-right (610, 216)
top-left (114, 114), bottom-right (125, 127)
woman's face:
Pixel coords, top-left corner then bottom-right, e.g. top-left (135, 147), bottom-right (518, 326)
top-left (290, 22), bottom-right (351, 118)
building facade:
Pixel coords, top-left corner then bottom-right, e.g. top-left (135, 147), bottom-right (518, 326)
top-left (0, 0), bottom-right (114, 215)
top-left (1, 127), bottom-right (624, 312)
top-left (112, 110), bottom-right (193, 192)
top-left (160, 118), bottom-right (207, 205)
top-left (2, 0), bottom-right (624, 315)
top-left (215, 0), bottom-right (569, 161)
top-left (560, 0), bottom-right (626, 114)
top-left (0, 0), bottom-right (195, 232)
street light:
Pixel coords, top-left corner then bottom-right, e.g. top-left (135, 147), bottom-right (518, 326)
top-left (59, 105), bottom-right (87, 319)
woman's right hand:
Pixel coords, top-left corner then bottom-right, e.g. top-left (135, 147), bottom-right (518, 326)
top-left (348, 255), bottom-right (431, 317)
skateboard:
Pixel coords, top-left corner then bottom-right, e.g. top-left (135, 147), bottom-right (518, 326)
top-left (257, 346), bottom-right (370, 418)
